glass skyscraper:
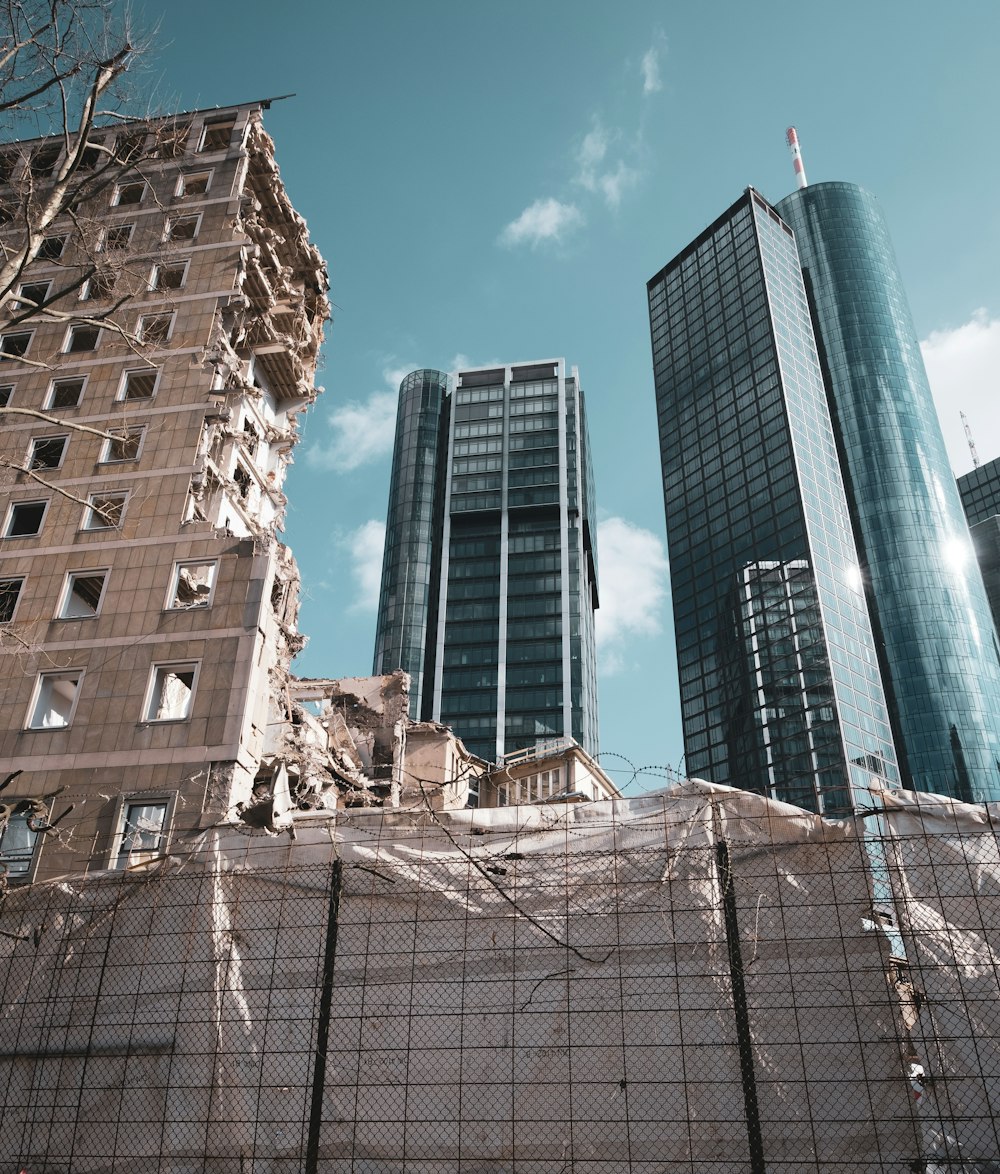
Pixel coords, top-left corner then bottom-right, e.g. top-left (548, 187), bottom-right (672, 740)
top-left (778, 183), bottom-right (1000, 803)
top-left (649, 182), bottom-right (1000, 808)
top-left (373, 359), bottom-right (599, 764)
top-left (958, 454), bottom-right (1000, 649)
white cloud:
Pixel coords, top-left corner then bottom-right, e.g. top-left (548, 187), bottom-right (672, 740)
top-left (345, 520), bottom-right (386, 612)
top-left (920, 309), bottom-right (1000, 476)
top-left (595, 517), bottom-right (669, 674)
top-left (596, 160), bottom-right (640, 210)
top-left (306, 360), bottom-right (415, 472)
top-left (641, 46), bottom-right (662, 94)
top-left (498, 198), bottom-right (584, 249)
top-left (576, 125), bottom-right (610, 189)
top-left (575, 121), bottom-right (641, 211)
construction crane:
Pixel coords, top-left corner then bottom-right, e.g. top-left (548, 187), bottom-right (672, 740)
top-left (961, 411), bottom-right (981, 469)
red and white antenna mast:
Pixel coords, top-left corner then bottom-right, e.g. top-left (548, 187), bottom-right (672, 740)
top-left (961, 411), bottom-right (981, 468)
top-left (786, 126), bottom-right (808, 189)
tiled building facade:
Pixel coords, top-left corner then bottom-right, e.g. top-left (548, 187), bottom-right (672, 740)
top-left (0, 102), bottom-right (329, 881)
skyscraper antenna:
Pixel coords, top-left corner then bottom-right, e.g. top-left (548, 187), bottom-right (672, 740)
top-left (786, 126), bottom-right (808, 189)
top-left (961, 411), bottom-right (981, 468)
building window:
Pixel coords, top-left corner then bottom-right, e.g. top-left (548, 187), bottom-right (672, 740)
top-left (154, 123), bottom-right (190, 158)
top-left (4, 500), bottom-right (46, 538)
top-left (59, 570), bottom-right (108, 618)
top-left (150, 261), bottom-right (187, 291)
top-left (199, 120), bottom-right (234, 152)
top-left (176, 171), bottom-right (210, 197)
top-left (28, 435), bottom-right (67, 470)
top-left (0, 807), bottom-right (42, 878)
top-left (84, 492), bottom-right (127, 530)
top-left (138, 313), bottom-right (173, 345)
top-left (168, 560), bottom-right (217, 608)
top-left (165, 214), bottom-right (199, 243)
top-left (102, 223), bottom-right (133, 250)
top-left (17, 281), bottom-right (50, 308)
top-left (78, 137), bottom-right (106, 170)
top-left (114, 130), bottom-right (145, 163)
top-left (0, 384), bottom-right (12, 407)
top-left (0, 332), bottom-right (32, 359)
top-left (144, 663), bottom-right (197, 722)
top-left (47, 376), bottom-right (85, 409)
top-left (100, 427), bottom-right (143, 463)
top-left (0, 576), bottom-right (24, 622)
top-left (233, 462), bottom-right (253, 502)
top-left (113, 181), bottom-right (145, 206)
top-left (81, 269), bottom-right (115, 301)
top-left (64, 324), bottom-right (101, 353)
top-left (118, 367), bottom-right (158, 401)
top-left (114, 799), bottom-right (169, 869)
top-left (29, 144), bottom-right (60, 179)
top-left (27, 670), bottom-right (83, 729)
top-left (39, 235), bottom-right (66, 260)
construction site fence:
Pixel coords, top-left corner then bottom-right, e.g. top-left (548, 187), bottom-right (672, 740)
top-left (0, 781), bottom-right (998, 1172)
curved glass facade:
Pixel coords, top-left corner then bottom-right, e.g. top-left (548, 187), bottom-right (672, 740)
top-left (372, 369), bottom-right (449, 718)
top-left (778, 183), bottom-right (1000, 801)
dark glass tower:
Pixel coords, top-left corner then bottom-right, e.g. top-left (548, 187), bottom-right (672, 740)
top-left (374, 359), bottom-right (599, 764)
top-left (648, 190), bottom-right (899, 813)
top-left (778, 183), bottom-right (1000, 802)
top-left (958, 454), bottom-right (1000, 647)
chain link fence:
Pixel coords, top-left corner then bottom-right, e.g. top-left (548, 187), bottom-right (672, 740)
top-left (0, 783), bottom-right (997, 1171)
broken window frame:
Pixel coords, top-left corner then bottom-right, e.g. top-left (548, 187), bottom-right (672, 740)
top-left (0, 384), bottom-right (13, 407)
top-left (3, 500), bottom-right (47, 539)
top-left (143, 662), bottom-right (199, 723)
top-left (101, 223), bottom-right (134, 251)
top-left (166, 559), bottom-right (218, 610)
top-left (29, 144), bottom-right (61, 179)
top-left (99, 426), bottom-right (145, 464)
top-left (26, 669), bottom-right (84, 729)
top-left (138, 313), bottom-right (174, 346)
top-left (112, 180), bottom-right (145, 207)
top-left (0, 331), bottom-right (33, 360)
top-left (64, 324), bottom-right (101, 354)
top-left (198, 120), bottom-right (235, 153)
top-left (111, 794), bottom-right (174, 869)
top-left (153, 122), bottom-right (190, 159)
top-left (176, 170), bottom-right (212, 198)
top-left (17, 280), bottom-right (51, 308)
top-left (150, 259), bottom-right (188, 292)
top-left (233, 461), bottom-right (254, 504)
top-left (46, 375), bottom-right (86, 410)
top-left (38, 235), bottom-right (66, 261)
top-left (0, 576), bottom-right (25, 622)
top-left (0, 803), bottom-right (43, 880)
top-left (114, 129), bottom-right (146, 164)
top-left (164, 214), bottom-right (200, 244)
top-left (80, 269), bottom-right (115, 302)
top-left (27, 435), bottom-right (68, 470)
top-left (117, 367), bottom-right (159, 401)
top-left (83, 491), bottom-right (127, 531)
top-left (58, 569), bottom-right (109, 619)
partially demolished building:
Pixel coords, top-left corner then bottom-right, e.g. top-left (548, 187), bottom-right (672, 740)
top-left (0, 101), bottom-right (335, 881)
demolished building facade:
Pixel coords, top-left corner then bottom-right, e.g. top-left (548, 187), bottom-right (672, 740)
top-left (0, 102), bottom-right (335, 881)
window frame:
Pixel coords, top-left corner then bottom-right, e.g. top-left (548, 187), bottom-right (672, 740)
top-left (26, 668), bottom-right (84, 730)
top-left (82, 491), bottom-right (127, 531)
top-left (149, 259), bottom-right (188, 292)
top-left (27, 434), bottom-right (68, 471)
top-left (176, 170), bottom-right (212, 198)
top-left (80, 269), bottom-right (115, 302)
top-left (3, 499), bottom-right (48, 539)
top-left (198, 119), bottom-right (235, 153)
top-left (38, 235), bottom-right (66, 261)
top-left (0, 802), bottom-right (45, 881)
top-left (0, 575), bottom-right (25, 623)
top-left (46, 375), bottom-right (86, 410)
top-left (63, 323), bottom-right (102, 354)
top-left (110, 793), bottom-right (175, 869)
top-left (99, 425), bottom-right (145, 464)
top-left (117, 366), bottom-right (159, 402)
top-left (58, 568), bottom-right (109, 619)
top-left (0, 331), bottom-right (33, 360)
top-left (112, 180), bottom-right (145, 207)
top-left (101, 222), bottom-right (134, 251)
top-left (17, 280), bottom-right (51, 309)
top-left (164, 213), bottom-right (200, 244)
top-left (0, 384), bottom-right (12, 407)
top-left (137, 312), bottom-right (174, 345)
top-left (142, 661), bottom-right (200, 724)
top-left (166, 559), bottom-right (218, 610)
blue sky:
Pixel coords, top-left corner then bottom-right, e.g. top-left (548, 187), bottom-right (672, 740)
top-left (135, 0), bottom-right (1000, 793)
